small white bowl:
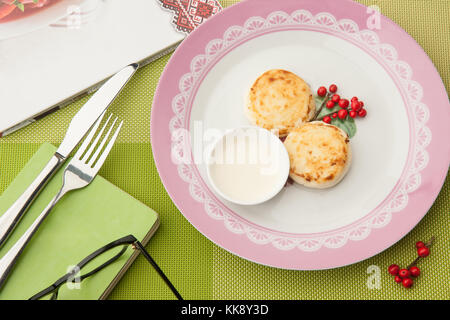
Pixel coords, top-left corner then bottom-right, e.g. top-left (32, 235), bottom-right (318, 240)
top-left (206, 126), bottom-right (290, 206)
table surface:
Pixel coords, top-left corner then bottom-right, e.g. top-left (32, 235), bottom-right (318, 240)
top-left (0, 0), bottom-right (448, 300)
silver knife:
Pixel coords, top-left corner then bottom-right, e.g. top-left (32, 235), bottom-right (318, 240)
top-left (0, 63), bottom-right (138, 247)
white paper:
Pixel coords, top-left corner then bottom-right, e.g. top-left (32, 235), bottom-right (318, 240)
top-left (0, 0), bottom-right (184, 135)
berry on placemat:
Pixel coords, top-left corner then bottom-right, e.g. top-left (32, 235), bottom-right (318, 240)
top-left (317, 86), bottom-right (327, 97)
top-left (416, 241), bottom-right (425, 249)
top-left (409, 266), bottom-right (420, 277)
top-left (349, 110), bottom-right (357, 118)
top-left (322, 116), bottom-right (332, 124)
top-left (417, 247), bottom-right (430, 257)
top-left (388, 264), bottom-right (400, 276)
top-left (387, 236), bottom-right (435, 289)
top-left (399, 269), bottom-right (410, 278)
top-left (329, 84), bottom-right (338, 93)
top-left (332, 113), bottom-right (338, 118)
top-left (402, 278), bottom-right (413, 288)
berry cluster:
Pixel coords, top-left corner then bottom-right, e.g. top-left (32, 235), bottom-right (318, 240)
top-left (316, 84), bottom-right (367, 124)
top-left (388, 237), bottom-right (434, 289)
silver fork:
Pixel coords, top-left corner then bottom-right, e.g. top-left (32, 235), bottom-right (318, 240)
top-left (0, 113), bottom-right (123, 288)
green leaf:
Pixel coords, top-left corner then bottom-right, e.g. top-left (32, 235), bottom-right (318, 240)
top-left (331, 117), bottom-right (357, 138)
top-left (314, 95), bottom-right (327, 110)
top-left (313, 95), bottom-right (357, 138)
top-left (317, 104), bottom-right (340, 119)
top-left (14, 1), bottom-right (24, 11)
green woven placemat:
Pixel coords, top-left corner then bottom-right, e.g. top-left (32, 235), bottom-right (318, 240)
top-left (0, 0), bottom-right (449, 300)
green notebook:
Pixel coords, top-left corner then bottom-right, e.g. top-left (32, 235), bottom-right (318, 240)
top-left (0, 143), bottom-right (159, 300)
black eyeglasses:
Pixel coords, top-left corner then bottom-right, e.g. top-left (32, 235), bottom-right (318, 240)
top-left (29, 235), bottom-right (183, 300)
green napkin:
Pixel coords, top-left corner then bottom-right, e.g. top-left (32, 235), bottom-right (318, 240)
top-left (0, 143), bottom-right (159, 300)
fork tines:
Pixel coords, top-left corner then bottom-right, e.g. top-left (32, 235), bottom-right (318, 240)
top-left (75, 113), bottom-right (123, 169)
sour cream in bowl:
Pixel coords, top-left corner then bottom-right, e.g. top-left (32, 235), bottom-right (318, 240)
top-left (206, 126), bottom-right (289, 206)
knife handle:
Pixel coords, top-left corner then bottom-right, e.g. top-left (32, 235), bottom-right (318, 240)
top-left (0, 153), bottom-right (64, 247)
top-left (0, 192), bottom-right (58, 288)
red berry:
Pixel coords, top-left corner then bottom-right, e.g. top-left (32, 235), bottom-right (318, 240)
top-left (394, 276), bottom-right (402, 283)
top-left (329, 84), bottom-right (338, 93)
top-left (415, 241), bottom-right (425, 249)
top-left (337, 109), bottom-right (348, 119)
top-left (351, 96), bottom-right (359, 102)
top-left (338, 99), bottom-right (349, 109)
top-left (409, 266), bottom-right (420, 277)
top-left (332, 113), bottom-right (338, 118)
top-left (398, 269), bottom-right (410, 278)
top-left (351, 101), bottom-right (362, 111)
top-left (388, 264), bottom-right (400, 276)
top-left (359, 100), bottom-right (364, 107)
top-left (331, 94), bottom-right (340, 103)
top-left (358, 108), bottom-right (367, 117)
top-left (326, 100), bottom-right (335, 109)
top-left (349, 110), bottom-right (357, 118)
top-left (417, 247), bottom-right (430, 257)
top-left (323, 116), bottom-right (332, 124)
top-left (317, 86), bottom-right (327, 97)
top-left (402, 278), bottom-right (413, 288)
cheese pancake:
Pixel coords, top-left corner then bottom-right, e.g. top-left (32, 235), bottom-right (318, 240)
top-left (284, 122), bottom-right (352, 188)
top-left (245, 69), bottom-right (315, 137)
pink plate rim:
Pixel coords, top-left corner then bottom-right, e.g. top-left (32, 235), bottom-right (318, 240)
top-left (151, 0), bottom-right (450, 270)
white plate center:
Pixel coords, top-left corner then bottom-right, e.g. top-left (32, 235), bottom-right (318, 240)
top-left (190, 30), bottom-right (410, 234)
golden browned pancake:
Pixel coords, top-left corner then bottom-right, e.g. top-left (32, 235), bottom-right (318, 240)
top-left (284, 121), bottom-right (352, 188)
top-left (245, 69), bottom-right (315, 137)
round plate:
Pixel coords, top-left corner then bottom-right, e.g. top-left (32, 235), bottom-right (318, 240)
top-left (151, 0), bottom-right (450, 269)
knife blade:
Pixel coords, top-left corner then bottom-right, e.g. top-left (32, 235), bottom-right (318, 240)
top-left (0, 63), bottom-right (138, 247)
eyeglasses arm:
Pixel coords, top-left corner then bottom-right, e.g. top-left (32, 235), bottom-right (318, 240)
top-left (133, 241), bottom-right (183, 300)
